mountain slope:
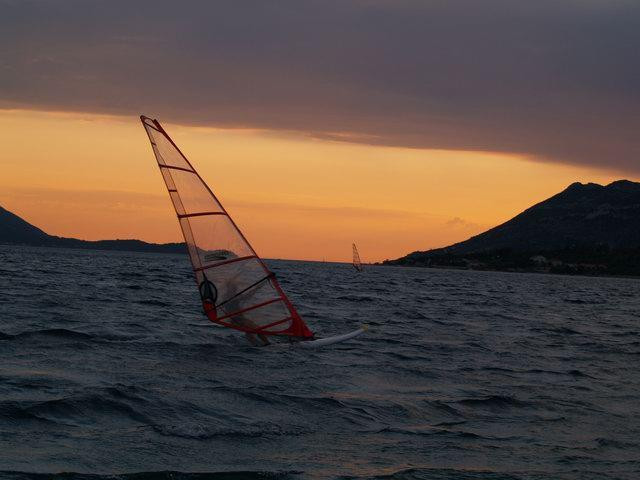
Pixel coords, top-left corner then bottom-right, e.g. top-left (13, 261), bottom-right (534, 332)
top-left (0, 206), bottom-right (50, 244)
top-left (0, 206), bottom-right (185, 254)
top-left (386, 180), bottom-right (640, 275)
top-left (443, 180), bottom-right (640, 254)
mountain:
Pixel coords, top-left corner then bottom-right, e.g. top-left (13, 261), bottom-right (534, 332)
top-left (0, 205), bottom-right (185, 254)
top-left (385, 180), bottom-right (640, 276)
top-left (0, 206), bottom-right (50, 244)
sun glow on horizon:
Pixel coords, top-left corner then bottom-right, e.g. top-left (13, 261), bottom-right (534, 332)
top-left (0, 109), bottom-right (630, 262)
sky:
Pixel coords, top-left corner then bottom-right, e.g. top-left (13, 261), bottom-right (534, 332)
top-left (1, 1), bottom-right (639, 261)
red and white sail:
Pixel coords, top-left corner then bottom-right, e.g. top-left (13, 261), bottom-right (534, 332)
top-left (140, 116), bottom-right (313, 338)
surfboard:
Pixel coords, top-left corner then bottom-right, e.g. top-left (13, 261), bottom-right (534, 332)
top-left (297, 326), bottom-right (368, 348)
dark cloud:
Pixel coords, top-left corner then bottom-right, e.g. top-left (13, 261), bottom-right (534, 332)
top-left (2, 0), bottom-right (639, 172)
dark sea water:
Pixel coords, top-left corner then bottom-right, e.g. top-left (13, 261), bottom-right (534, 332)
top-left (1, 245), bottom-right (639, 480)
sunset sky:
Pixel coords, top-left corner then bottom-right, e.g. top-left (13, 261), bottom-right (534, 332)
top-left (2, 1), bottom-right (639, 262)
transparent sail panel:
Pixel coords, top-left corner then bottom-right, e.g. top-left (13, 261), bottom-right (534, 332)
top-left (151, 133), bottom-right (193, 170)
top-left (179, 215), bottom-right (255, 269)
top-left (195, 257), bottom-right (291, 332)
top-left (171, 169), bottom-right (223, 215)
top-left (223, 302), bottom-right (293, 334)
top-left (141, 116), bottom-right (313, 338)
top-left (195, 258), bottom-right (275, 305)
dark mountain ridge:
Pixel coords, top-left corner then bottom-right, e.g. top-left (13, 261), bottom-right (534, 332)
top-left (385, 180), bottom-right (640, 276)
top-left (0, 206), bottom-right (50, 244)
top-left (0, 206), bottom-right (185, 254)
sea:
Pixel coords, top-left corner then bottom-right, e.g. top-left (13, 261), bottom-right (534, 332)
top-left (0, 245), bottom-right (639, 480)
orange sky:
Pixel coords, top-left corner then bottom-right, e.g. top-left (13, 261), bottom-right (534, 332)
top-left (1, 109), bottom-right (632, 262)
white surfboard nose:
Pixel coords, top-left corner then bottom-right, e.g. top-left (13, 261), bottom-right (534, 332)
top-left (297, 327), bottom-right (368, 348)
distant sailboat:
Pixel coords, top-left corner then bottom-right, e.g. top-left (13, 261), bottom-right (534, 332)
top-left (352, 243), bottom-right (363, 272)
top-left (140, 115), bottom-right (366, 347)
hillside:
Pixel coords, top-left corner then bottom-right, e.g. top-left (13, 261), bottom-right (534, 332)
top-left (385, 180), bottom-right (640, 276)
top-left (0, 206), bottom-right (50, 244)
top-left (0, 206), bottom-right (185, 254)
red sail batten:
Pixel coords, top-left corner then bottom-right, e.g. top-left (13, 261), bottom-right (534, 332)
top-left (193, 255), bottom-right (257, 272)
top-left (159, 165), bottom-right (195, 173)
top-left (177, 212), bottom-right (226, 219)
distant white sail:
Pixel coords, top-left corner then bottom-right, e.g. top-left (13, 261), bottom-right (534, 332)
top-left (352, 243), bottom-right (363, 272)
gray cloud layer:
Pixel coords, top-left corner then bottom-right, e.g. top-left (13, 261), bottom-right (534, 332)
top-left (2, 0), bottom-right (639, 172)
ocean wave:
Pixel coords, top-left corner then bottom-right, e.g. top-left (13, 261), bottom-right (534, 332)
top-left (594, 437), bottom-right (639, 449)
top-left (136, 299), bottom-right (171, 307)
top-left (335, 295), bottom-right (376, 302)
top-left (531, 325), bottom-right (581, 335)
top-left (335, 467), bottom-right (527, 479)
top-left (0, 471), bottom-right (302, 480)
top-left (153, 422), bottom-right (309, 440)
top-left (23, 393), bottom-right (150, 427)
top-left (457, 395), bottom-right (530, 411)
top-left (376, 425), bottom-right (485, 439)
top-left (0, 328), bottom-right (135, 344)
top-left (0, 401), bottom-right (55, 423)
top-left (9, 329), bottom-right (94, 341)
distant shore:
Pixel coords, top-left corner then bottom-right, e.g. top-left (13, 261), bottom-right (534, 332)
top-left (0, 239), bottom-right (186, 255)
top-left (381, 247), bottom-right (640, 279)
top-left (379, 260), bottom-right (640, 280)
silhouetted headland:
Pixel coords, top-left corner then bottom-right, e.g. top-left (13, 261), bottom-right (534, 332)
top-left (384, 180), bottom-right (640, 276)
top-left (0, 206), bottom-right (184, 254)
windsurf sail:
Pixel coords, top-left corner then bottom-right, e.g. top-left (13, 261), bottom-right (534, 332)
top-left (140, 116), bottom-right (313, 339)
top-left (352, 243), bottom-right (363, 272)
